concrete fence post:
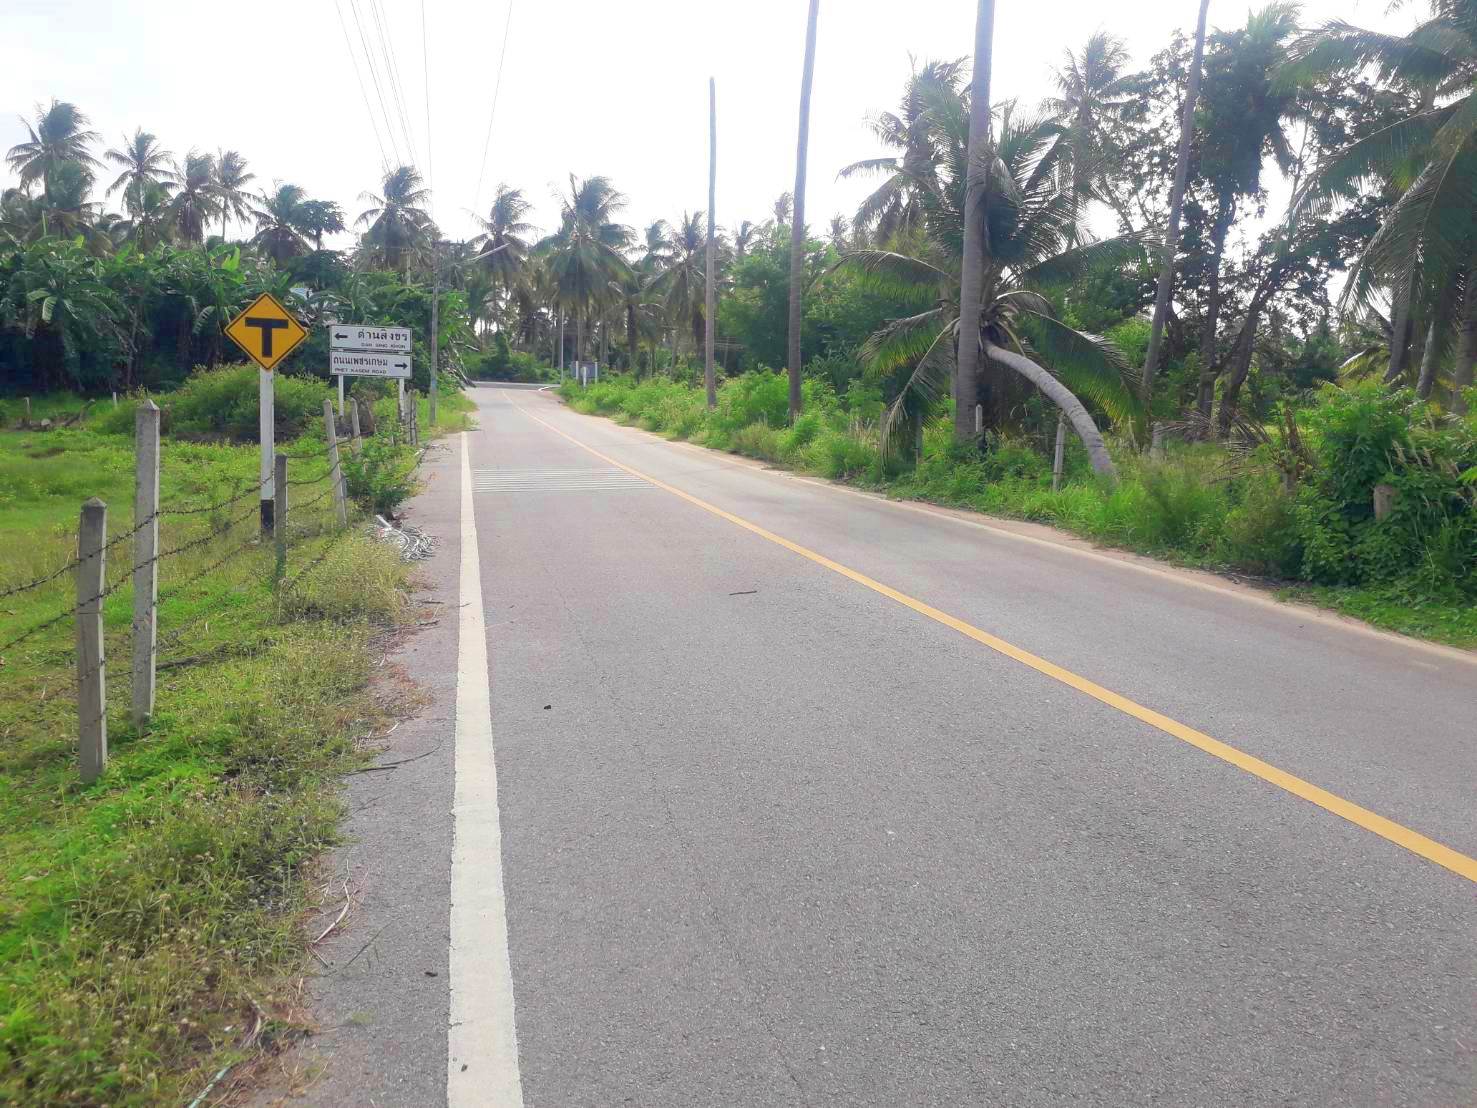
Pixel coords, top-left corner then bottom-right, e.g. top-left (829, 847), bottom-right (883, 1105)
top-left (1151, 421), bottom-right (1166, 461)
top-left (77, 498), bottom-right (108, 784)
top-left (131, 400), bottom-right (160, 726)
top-left (1052, 411), bottom-right (1068, 493)
top-left (349, 399), bottom-right (364, 458)
top-left (323, 399), bottom-right (349, 528)
top-left (1373, 483), bottom-right (1398, 521)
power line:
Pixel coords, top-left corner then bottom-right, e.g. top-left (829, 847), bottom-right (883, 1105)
top-left (333, 0), bottom-right (391, 173)
top-left (368, 0), bottom-right (420, 169)
top-left (472, 0), bottom-right (516, 220)
top-left (347, 0), bottom-right (403, 166)
top-left (421, 0), bottom-right (435, 224)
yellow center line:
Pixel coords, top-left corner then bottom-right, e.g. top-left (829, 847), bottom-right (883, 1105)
top-left (510, 397), bottom-right (1477, 886)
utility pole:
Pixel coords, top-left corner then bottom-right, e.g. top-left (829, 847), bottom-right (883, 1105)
top-left (430, 245), bottom-right (441, 427)
top-left (705, 77), bottom-right (718, 410)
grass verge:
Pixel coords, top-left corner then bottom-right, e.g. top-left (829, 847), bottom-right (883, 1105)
top-left (0, 406), bottom-right (442, 1103)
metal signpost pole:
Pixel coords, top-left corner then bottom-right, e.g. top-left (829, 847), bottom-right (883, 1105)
top-left (259, 367), bottom-right (275, 535)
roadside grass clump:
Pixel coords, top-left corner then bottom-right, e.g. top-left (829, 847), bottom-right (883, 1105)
top-left (556, 374), bottom-right (1477, 647)
top-left (0, 393), bottom-right (453, 1103)
top-left (163, 365), bottom-right (332, 441)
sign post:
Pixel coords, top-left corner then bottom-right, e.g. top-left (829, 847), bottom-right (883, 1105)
top-left (224, 292), bottom-right (308, 534)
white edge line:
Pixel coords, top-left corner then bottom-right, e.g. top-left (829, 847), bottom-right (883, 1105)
top-left (448, 434), bottom-right (524, 1107)
top-left (547, 398), bottom-right (1477, 670)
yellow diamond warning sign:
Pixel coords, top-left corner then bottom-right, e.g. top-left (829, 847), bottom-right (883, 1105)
top-left (224, 293), bottom-right (308, 371)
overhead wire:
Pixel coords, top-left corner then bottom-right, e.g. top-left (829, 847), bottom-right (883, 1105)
top-left (368, 0), bottom-right (421, 171)
top-left (472, 0), bottom-right (516, 220)
top-left (347, 0), bottom-right (404, 166)
top-left (333, 0), bottom-right (391, 172)
top-left (421, 0), bottom-right (435, 224)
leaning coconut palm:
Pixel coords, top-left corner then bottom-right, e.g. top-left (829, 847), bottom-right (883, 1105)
top-left (839, 57), bottom-right (966, 243)
top-left (6, 100), bottom-right (100, 198)
top-left (104, 129), bottom-right (175, 216)
top-left (210, 150), bottom-right (256, 240)
top-left (165, 150), bottom-right (219, 245)
top-left (357, 164), bottom-right (436, 275)
top-left (841, 111), bottom-right (1147, 479)
top-left (1281, 0), bottom-right (1477, 411)
top-left (251, 183), bottom-right (310, 264)
top-left (534, 174), bottom-right (632, 362)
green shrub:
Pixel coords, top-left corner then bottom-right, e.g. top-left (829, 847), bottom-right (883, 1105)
top-left (1217, 475), bottom-right (1302, 576)
top-left (806, 428), bottom-right (880, 480)
top-left (166, 365), bottom-right (331, 442)
top-left (340, 435), bottom-right (418, 515)
top-left (1136, 462), bottom-right (1229, 551)
top-left (731, 422), bottom-right (785, 462)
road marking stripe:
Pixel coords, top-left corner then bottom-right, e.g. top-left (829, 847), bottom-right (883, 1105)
top-left (515, 400), bottom-right (1477, 886)
top-left (448, 436), bottom-right (524, 1107)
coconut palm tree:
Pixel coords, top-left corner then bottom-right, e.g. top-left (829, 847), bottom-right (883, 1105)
top-left (210, 149), bottom-right (255, 240)
top-left (6, 100), bottom-right (101, 198)
top-left (251, 184), bottom-right (310, 264)
top-left (1142, 0), bottom-right (1212, 406)
top-left (1282, 0), bottom-right (1477, 411)
top-left (734, 219), bottom-right (762, 261)
top-left (0, 163), bottom-right (106, 250)
top-left (470, 184), bottom-right (535, 329)
top-left (1190, 2), bottom-right (1303, 420)
top-left (357, 164), bottom-right (436, 274)
top-left (649, 212), bottom-right (711, 358)
top-left (534, 174), bottom-right (632, 362)
top-left (109, 181), bottom-right (175, 251)
top-left (843, 111), bottom-right (1144, 479)
top-left (297, 199), bottom-right (346, 250)
top-left (166, 150), bottom-right (219, 245)
top-left (839, 57), bottom-right (967, 243)
top-left (1045, 32), bottom-right (1135, 239)
top-left (788, 0), bottom-right (821, 419)
top-left (104, 129), bottom-right (175, 216)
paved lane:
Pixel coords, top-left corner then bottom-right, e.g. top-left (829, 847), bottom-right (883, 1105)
top-left (462, 385), bottom-right (1476, 1106)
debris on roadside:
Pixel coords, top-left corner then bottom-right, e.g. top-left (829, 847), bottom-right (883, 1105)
top-left (367, 515), bottom-right (437, 561)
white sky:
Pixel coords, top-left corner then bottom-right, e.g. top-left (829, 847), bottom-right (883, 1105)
top-left (5, 0), bottom-right (1407, 248)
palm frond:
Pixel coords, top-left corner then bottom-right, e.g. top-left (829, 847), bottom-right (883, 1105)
top-left (1016, 230), bottom-right (1152, 288)
top-left (1014, 310), bottom-right (1141, 423)
top-left (879, 322), bottom-right (955, 461)
top-left (1290, 105), bottom-right (1458, 219)
top-left (859, 306), bottom-right (949, 378)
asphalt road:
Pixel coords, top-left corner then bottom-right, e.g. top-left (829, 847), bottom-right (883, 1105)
top-left (273, 383), bottom-right (1477, 1107)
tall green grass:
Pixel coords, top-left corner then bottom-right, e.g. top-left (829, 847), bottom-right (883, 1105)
top-left (0, 401), bottom-right (447, 1102)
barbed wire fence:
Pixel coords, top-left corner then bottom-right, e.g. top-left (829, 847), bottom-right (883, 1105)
top-left (0, 389), bottom-right (437, 779)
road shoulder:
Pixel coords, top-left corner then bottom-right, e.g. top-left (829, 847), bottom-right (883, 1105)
top-left (248, 438), bottom-right (463, 1106)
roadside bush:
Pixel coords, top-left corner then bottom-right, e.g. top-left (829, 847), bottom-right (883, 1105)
top-left (1217, 474), bottom-right (1303, 576)
top-left (732, 422), bottom-right (785, 462)
top-left (341, 435), bottom-right (419, 515)
top-left (168, 365), bottom-right (331, 442)
top-left (806, 428), bottom-right (881, 480)
top-left (1295, 384), bottom-right (1477, 596)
